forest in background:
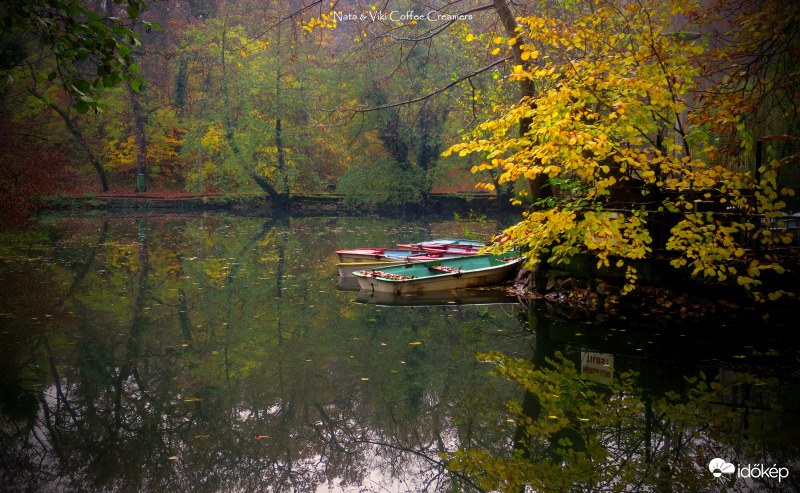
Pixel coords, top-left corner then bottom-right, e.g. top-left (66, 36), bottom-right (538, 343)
top-left (0, 0), bottom-right (530, 214)
top-left (1, 0), bottom-right (797, 207)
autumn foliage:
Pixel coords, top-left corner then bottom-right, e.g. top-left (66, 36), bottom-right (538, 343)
top-left (0, 120), bottom-right (69, 228)
top-left (447, 0), bottom-right (799, 298)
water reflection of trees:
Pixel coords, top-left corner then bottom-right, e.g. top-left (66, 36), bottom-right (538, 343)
top-left (0, 216), bottom-right (527, 492)
top-left (6, 216), bottom-right (796, 492)
top-left (448, 303), bottom-right (800, 493)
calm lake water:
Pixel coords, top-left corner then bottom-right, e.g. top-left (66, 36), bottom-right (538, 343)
top-left (1, 213), bottom-right (798, 492)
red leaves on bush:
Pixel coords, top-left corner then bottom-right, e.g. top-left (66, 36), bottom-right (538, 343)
top-left (0, 119), bottom-right (70, 229)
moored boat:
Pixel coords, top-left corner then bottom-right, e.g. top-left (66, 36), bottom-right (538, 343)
top-left (337, 259), bottom-right (407, 279)
top-left (395, 238), bottom-right (487, 249)
top-left (353, 253), bottom-right (521, 295)
top-left (336, 248), bottom-right (427, 264)
top-left (420, 244), bottom-right (483, 256)
top-left (395, 238), bottom-right (486, 255)
top-left (337, 252), bottom-right (468, 279)
top-left (336, 247), bottom-right (474, 264)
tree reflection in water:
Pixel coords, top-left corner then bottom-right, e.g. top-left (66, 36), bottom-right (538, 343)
top-left (0, 215), bottom-right (523, 492)
top-left (448, 303), bottom-right (800, 493)
top-left (1, 215), bottom-right (798, 492)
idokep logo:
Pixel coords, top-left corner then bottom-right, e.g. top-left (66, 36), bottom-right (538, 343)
top-left (709, 458), bottom-right (790, 483)
top-left (709, 458), bottom-right (736, 478)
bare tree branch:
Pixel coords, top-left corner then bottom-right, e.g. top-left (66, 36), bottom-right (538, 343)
top-left (327, 57), bottom-right (509, 115)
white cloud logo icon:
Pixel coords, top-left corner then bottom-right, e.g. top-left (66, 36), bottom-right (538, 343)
top-left (709, 458), bottom-right (736, 477)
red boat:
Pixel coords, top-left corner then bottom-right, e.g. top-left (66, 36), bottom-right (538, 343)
top-left (336, 248), bottom-right (427, 263)
top-left (337, 239), bottom-right (486, 263)
top-left (336, 248), bottom-right (475, 264)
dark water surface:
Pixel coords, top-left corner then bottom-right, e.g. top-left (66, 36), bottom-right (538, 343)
top-left (1, 214), bottom-right (798, 492)
top-left (0, 214), bottom-right (530, 492)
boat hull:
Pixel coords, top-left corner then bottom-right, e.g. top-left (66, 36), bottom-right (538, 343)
top-left (420, 245), bottom-right (481, 256)
top-left (337, 253), bottom-right (469, 279)
top-left (337, 260), bottom-right (406, 279)
top-left (353, 253), bottom-right (521, 294)
top-left (395, 238), bottom-right (486, 250)
top-left (338, 240), bottom-right (486, 263)
top-left (336, 248), bottom-right (426, 263)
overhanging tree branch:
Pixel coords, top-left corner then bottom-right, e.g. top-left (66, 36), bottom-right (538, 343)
top-left (328, 57), bottom-right (509, 116)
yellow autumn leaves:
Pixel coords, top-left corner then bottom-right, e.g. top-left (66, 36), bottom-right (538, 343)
top-left (447, 0), bottom-right (795, 298)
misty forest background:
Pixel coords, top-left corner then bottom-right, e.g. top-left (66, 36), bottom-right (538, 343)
top-left (1, 0), bottom-right (530, 219)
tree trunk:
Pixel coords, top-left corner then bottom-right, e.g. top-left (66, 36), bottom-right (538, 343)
top-left (276, 118), bottom-right (289, 197)
top-left (493, 0), bottom-right (553, 205)
top-left (219, 14), bottom-right (283, 205)
top-left (174, 56), bottom-right (189, 113)
top-left (27, 88), bottom-right (109, 192)
top-left (274, 24), bottom-right (290, 207)
top-left (128, 81), bottom-right (147, 193)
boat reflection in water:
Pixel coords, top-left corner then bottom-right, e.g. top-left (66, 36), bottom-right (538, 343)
top-left (336, 273), bottom-right (362, 291)
top-left (353, 287), bottom-right (519, 306)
